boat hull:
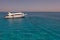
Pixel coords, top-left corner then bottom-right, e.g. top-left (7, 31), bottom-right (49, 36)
top-left (5, 15), bottom-right (25, 19)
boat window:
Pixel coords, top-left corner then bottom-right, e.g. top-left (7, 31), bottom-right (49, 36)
top-left (11, 15), bottom-right (14, 16)
top-left (15, 14), bottom-right (22, 15)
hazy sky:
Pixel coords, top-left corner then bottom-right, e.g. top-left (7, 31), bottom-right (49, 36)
top-left (0, 0), bottom-right (60, 12)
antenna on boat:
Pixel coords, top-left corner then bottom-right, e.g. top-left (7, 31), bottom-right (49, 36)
top-left (8, 12), bottom-right (12, 16)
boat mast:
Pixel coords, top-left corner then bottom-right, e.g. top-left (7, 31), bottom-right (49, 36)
top-left (8, 12), bottom-right (12, 16)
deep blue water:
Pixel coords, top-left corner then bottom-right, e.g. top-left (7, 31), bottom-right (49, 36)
top-left (0, 12), bottom-right (60, 40)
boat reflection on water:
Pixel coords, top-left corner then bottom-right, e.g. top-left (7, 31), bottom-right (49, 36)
top-left (6, 18), bottom-right (24, 27)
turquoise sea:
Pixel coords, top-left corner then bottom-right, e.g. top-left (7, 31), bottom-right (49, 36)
top-left (0, 12), bottom-right (60, 40)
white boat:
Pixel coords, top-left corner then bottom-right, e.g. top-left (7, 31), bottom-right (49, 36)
top-left (5, 12), bottom-right (26, 18)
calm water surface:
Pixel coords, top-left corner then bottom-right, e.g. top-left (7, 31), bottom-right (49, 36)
top-left (0, 12), bottom-right (60, 40)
